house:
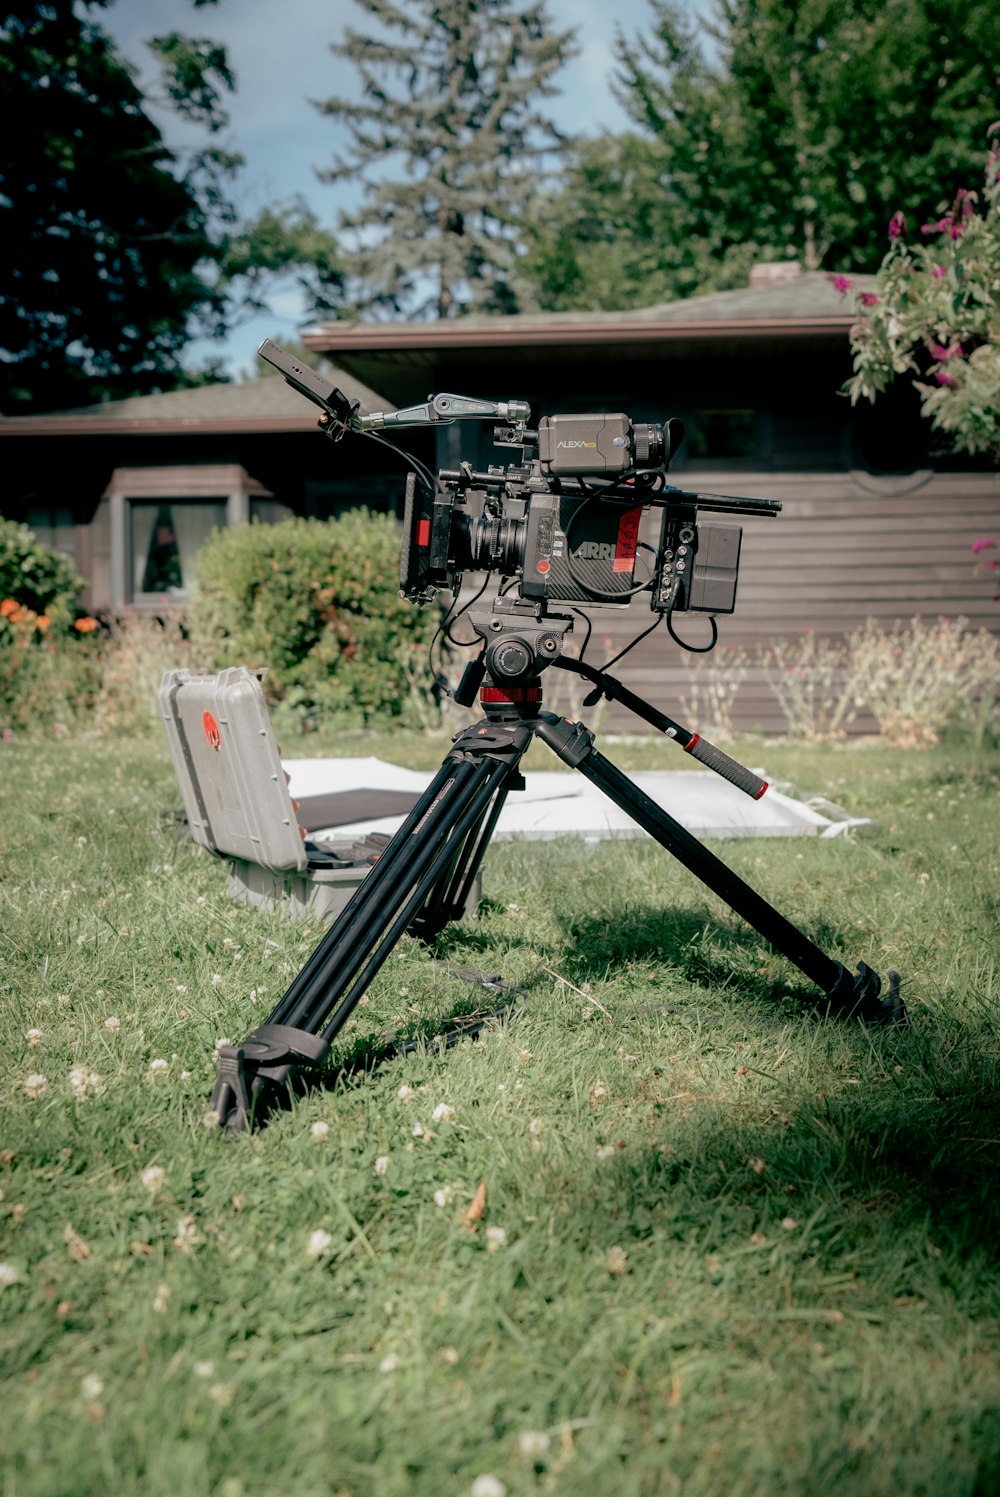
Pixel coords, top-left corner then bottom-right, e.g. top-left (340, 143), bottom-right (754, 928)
top-left (0, 368), bottom-right (419, 613)
top-left (2, 267), bottom-right (995, 732)
top-left (300, 266), bottom-right (998, 732)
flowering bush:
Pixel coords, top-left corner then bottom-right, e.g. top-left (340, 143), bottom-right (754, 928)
top-left (0, 517), bottom-right (85, 624)
top-left (763, 617), bottom-right (998, 746)
top-left (841, 130), bottom-right (1000, 460)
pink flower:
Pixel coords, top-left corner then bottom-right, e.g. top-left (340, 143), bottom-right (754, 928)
top-left (888, 211), bottom-right (907, 240)
top-left (971, 537), bottom-right (997, 555)
top-left (935, 372), bottom-right (957, 386)
top-left (828, 274), bottom-right (854, 295)
top-left (930, 265), bottom-right (947, 278)
top-left (858, 291), bottom-right (880, 308)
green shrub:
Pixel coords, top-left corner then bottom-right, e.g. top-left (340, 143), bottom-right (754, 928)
top-left (0, 516), bottom-right (84, 624)
top-left (187, 511), bottom-right (439, 730)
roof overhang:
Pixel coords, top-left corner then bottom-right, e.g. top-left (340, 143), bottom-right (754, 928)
top-left (0, 414), bottom-right (317, 437)
top-left (302, 315), bottom-right (854, 356)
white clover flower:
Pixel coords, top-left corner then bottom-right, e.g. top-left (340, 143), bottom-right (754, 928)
top-left (152, 1283), bottom-right (171, 1313)
top-left (379, 1353), bottom-right (399, 1373)
top-left (212, 1038), bottom-right (232, 1062)
top-left (193, 1361), bottom-right (215, 1378)
top-left (439, 1346), bottom-right (459, 1365)
top-left (411, 1122), bottom-right (429, 1139)
top-left (208, 1383), bottom-right (234, 1407)
top-left (590, 1082), bottom-right (608, 1103)
top-left (25, 1028), bottom-right (43, 1048)
top-left (80, 1374), bottom-right (104, 1401)
top-left (373, 1155), bottom-right (389, 1176)
top-left (528, 1117), bottom-right (543, 1136)
top-left (596, 1144), bottom-right (615, 1160)
top-left (306, 1228), bottom-right (333, 1259)
top-left (397, 1084), bottom-right (415, 1101)
top-left (485, 1225), bottom-right (508, 1253)
top-left (310, 1120), bottom-right (330, 1141)
top-left (431, 1103), bottom-right (455, 1123)
top-left (148, 1058), bottom-right (169, 1076)
top-left (68, 1064), bottom-right (102, 1099)
top-left (202, 1110), bottom-right (220, 1130)
top-left (433, 1186), bottom-right (454, 1208)
top-left (471, 1476), bottom-right (506, 1497)
top-left (140, 1165), bottom-right (166, 1195)
top-left (0, 1263), bottom-right (21, 1290)
top-left (605, 1245), bottom-right (628, 1275)
top-left (172, 1215), bottom-right (199, 1253)
top-left (517, 1430), bottom-right (551, 1459)
top-left (104, 1016), bottom-right (121, 1034)
top-left (24, 1073), bottom-right (47, 1099)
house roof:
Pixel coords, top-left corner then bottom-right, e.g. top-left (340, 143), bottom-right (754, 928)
top-left (299, 271), bottom-right (875, 404)
top-left (0, 366), bottom-right (393, 437)
top-left (303, 271), bottom-right (873, 354)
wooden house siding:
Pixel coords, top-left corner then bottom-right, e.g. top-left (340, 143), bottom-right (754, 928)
top-left (575, 470), bottom-right (999, 736)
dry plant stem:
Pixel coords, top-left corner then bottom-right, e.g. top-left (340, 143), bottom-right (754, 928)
top-left (680, 646), bottom-right (750, 738)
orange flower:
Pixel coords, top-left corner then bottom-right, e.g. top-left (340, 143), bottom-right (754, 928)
top-left (74, 617), bottom-right (98, 634)
top-left (0, 598), bottom-right (17, 617)
top-left (36, 614), bottom-right (50, 632)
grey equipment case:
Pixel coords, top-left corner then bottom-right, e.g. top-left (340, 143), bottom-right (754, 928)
top-left (158, 666), bottom-right (478, 923)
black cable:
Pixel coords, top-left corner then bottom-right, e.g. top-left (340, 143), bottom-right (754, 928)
top-left (666, 606), bottom-right (718, 653)
top-left (445, 574), bottom-right (491, 645)
top-left (602, 613), bottom-right (663, 671)
top-left (363, 429), bottom-right (438, 497)
top-left (569, 607), bottom-right (594, 661)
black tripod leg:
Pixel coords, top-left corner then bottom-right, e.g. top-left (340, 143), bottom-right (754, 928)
top-left (211, 724), bottom-right (533, 1131)
top-left (535, 715), bottom-right (902, 1022)
top-left (406, 779), bottom-right (513, 941)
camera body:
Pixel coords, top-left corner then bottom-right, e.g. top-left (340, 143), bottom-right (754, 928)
top-left (253, 343), bottom-right (779, 625)
top-left (400, 411), bottom-right (745, 616)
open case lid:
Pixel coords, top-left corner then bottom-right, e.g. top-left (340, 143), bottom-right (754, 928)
top-left (158, 667), bottom-right (307, 874)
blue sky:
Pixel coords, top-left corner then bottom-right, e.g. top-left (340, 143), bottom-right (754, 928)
top-left (102, 0), bottom-right (699, 375)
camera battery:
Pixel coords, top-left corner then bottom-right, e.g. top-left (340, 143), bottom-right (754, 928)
top-left (655, 515), bottom-right (742, 615)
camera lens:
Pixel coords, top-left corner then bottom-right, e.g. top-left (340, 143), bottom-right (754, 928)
top-left (631, 423), bottom-right (665, 469)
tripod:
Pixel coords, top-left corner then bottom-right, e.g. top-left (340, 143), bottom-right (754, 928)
top-left (210, 605), bottom-right (903, 1134)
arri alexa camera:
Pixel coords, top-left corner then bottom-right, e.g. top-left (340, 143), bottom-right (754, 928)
top-left (261, 339), bottom-right (779, 629)
top-left (206, 342), bottom-right (902, 1136)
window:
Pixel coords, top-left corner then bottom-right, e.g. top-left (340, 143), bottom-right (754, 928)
top-left (686, 409), bottom-right (759, 460)
top-left (131, 501), bottom-right (226, 600)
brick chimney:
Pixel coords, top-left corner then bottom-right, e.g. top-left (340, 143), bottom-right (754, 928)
top-left (749, 260), bottom-right (803, 287)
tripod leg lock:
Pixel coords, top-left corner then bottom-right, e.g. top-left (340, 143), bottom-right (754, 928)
top-left (824, 961), bottom-right (906, 1024)
top-left (535, 714), bottom-right (595, 767)
top-left (209, 1024), bottom-right (332, 1135)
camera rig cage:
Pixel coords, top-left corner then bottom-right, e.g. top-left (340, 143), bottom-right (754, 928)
top-left (204, 343), bottom-right (904, 1135)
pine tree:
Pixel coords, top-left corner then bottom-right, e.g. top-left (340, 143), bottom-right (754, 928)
top-left (315, 0), bottom-right (576, 318)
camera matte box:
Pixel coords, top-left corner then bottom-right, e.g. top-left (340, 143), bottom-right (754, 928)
top-left (158, 666), bottom-right (437, 923)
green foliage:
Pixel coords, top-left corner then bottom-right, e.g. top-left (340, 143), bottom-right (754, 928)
top-left (315, 0), bottom-right (576, 317)
top-left (0, 4), bottom-right (343, 413)
top-left (0, 2), bottom-right (234, 413)
top-left (0, 517), bottom-right (84, 623)
top-left (187, 512), bottom-right (438, 730)
top-left (845, 133), bottom-right (1000, 460)
top-left (527, 0), bottom-right (1000, 309)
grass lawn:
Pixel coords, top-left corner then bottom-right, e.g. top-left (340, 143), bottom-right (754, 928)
top-left (1, 727), bottom-right (999, 1497)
